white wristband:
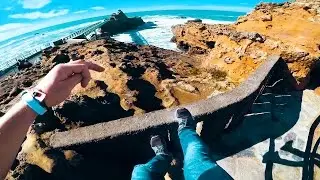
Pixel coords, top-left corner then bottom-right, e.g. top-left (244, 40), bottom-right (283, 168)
top-left (21, 91), bottom-right (47, 115)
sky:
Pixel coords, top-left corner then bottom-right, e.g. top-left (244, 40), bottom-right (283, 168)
top-left (0, 0), bottom-right (285, 42)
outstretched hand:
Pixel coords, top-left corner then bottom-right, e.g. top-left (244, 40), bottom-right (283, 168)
top-left (35, 60), bottom-right (105, 107)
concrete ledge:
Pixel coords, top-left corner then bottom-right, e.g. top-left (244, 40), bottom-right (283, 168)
top-left (49, 55), bottom-right (281, 148)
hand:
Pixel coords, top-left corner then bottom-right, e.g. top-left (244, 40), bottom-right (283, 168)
top-left (35, 60), bottom-right (105, 107)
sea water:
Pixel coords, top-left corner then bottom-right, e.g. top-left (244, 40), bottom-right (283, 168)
top-left (0, 10), bottom-right (246, 70)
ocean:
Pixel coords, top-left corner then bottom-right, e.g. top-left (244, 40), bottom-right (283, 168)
top-left (0, 10), bottom-right (246, 71)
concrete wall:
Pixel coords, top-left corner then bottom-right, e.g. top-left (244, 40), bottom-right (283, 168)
top-left (49, 55), bottom-right (281, 149)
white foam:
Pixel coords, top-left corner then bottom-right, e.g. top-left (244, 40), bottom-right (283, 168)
top-left (113, 15), bottom-right (233, 51)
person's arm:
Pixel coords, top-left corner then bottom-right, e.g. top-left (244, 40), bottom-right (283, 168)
top-left (0, 60), bottom-right (104, 179)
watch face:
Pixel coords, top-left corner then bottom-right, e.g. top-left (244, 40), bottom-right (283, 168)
top-left (31, 90), bottom-right (46, 102)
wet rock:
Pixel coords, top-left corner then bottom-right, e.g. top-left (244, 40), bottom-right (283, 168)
top-left (52, 53), bottom-right (70, 64)
top-left (170, 36), bottom-right (177, 43)
top-left (100, 10), bottom-right (145, 36)
top-left (17, 60), bottom-right (33, 71)
top-left (187, 19), bottom-right (202, 23)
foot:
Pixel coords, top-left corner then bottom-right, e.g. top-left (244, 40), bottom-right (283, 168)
top-left (150, 135), bottom-right (169, 155)
top-left (175, 108), bottom-right (196, 132)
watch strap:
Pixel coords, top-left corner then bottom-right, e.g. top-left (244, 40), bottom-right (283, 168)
top-left (21, 91), bottom-right (47, 115)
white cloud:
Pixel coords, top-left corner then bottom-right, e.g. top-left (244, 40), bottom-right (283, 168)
top-left (3, 7), bottom-right (13, 11)
top-left (91, 6), bottom-right (105, 10)
top-left (0, 23), bottom-right (30, 32)
top-left (19, 0), bottom-right (51, 9)
top-left (9, 9), bottom-right (69, 19)
top-left (74, 10), bottom-right (88, 14)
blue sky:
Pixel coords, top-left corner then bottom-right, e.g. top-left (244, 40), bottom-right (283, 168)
top-left (0, 0), bottom-right (285, 41)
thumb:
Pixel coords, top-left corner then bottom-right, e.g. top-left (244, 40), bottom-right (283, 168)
top-left (63, 73), bottom-right (83, 90)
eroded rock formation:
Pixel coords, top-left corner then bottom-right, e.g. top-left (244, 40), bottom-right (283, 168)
top-left (100, 10), bottom-right (145, 36)
top-left (2, 38), bottom-right (235, 179)
top-left (172, 0), bottom-right (320, 89)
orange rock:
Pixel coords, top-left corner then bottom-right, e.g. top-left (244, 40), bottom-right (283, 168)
top-left (315, 87), bottom-right (320, 96)
top-left (172, 0), bottom-right (320, 87)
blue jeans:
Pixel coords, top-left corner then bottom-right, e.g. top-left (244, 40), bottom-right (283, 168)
top-left (131, 128), bottom-right (232, 180)
top-left (131, 154), bottom-right (172, 180)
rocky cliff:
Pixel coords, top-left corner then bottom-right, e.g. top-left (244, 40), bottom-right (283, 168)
top-left (2, 38), bottom-right (236, 179)
top-left (1, 2), bottom-right (320, 180)
top-left (172, 0), bottom-right (320, 89)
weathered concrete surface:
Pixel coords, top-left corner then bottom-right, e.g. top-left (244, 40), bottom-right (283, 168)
top-left (216, 90), bottom-right (320, 180)
top-left (49, 55), bottom-right (280, 148)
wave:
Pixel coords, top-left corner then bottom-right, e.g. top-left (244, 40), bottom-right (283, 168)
top-left (112, 15), bottom-right (233, 51)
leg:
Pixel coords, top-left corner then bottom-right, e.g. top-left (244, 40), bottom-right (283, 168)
top-left (131, 154), bottom-right (172, 180)
top-left (175, 108), bottom-right (232, 180)
top-left (131, 135), bottom-right (172, 180)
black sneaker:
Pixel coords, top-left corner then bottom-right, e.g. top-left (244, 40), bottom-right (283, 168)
top-left (150, 135), bottom-right (168, 155)
top-left (175, 108), bottom-right (196, 132)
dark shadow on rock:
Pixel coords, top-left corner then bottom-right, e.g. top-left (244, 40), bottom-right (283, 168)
top-left (155, 61), bottom-right (174, 80)
top-left (307, 60), bottom-right (320, 90)
top-left (119, 63), bottom-right (146, 78)
top-left (104, 40), bottom-right (139, 53)
top-left (33, 108), bottom-right (66, 134)
top-left (52, 53), bottom-right (70, 65)
top-left (53, 81), bottom-right (134, 129)
top-left (127, 78), bottom-right (163, 112)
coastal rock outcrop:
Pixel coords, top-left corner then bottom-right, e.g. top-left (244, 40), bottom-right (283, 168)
top-left (172, 0), bottom-right (320, 89)
top-left (100, 10), bottom-right (145, 36)
top-left (2, 38), bottom-right (235, 179)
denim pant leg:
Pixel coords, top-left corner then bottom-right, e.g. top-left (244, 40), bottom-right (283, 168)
top-left (131, 154), bottom-right (172, 180)
top-left (178, 128), bottom-right (232, 180)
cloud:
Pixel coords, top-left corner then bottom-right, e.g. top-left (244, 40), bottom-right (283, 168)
top-left (74, 10), bottom-right (88, 14)
top-left (91, 6), bottom-right (105, 10)
top-left (3, 7), bottom-right (13, 11)
top-left (0, 23), bottom-right (30, 32)
top-left (9, 9), bottom-right (69, 19)
top-left (19, 0), bottom-right (51, 9)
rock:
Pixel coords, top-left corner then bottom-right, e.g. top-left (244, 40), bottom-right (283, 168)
top-left (52, 53), bottom-right (70, 64)
top-left (315, 87), bottom-right (320, 96)
top-left (187, 19), bottom-right (202, 23)
top-left (63, 150), bottom-right (83, 167)
top-left (177, 81), bottom-right (197, 92)
top-left (170, 36), bottom-right (177, 43)
top-left (17, 60), bottom-right (33, 71)
top-left (100, 10), bottom-right (145, 36)
top-left (224, 57), bottom-right (235, 64)
top-left (261, 14), bottom-right (273, 21)
top-left (172, 0), bottom-right (320, 87)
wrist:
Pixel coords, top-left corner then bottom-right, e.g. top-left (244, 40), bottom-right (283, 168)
top-left (17, 101), bottom-right (38, 121)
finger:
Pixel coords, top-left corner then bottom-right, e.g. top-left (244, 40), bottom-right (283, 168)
top-left (86, 61), bottom-right (105, 72)
top-left (63, 74), bottom-right (82, 90)
top-left (62, 64), bottom-right (91, 87)
top-left (80, 66), bottom-right (91, 88)
top-left (69, 60), bottom-right (105, 72)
